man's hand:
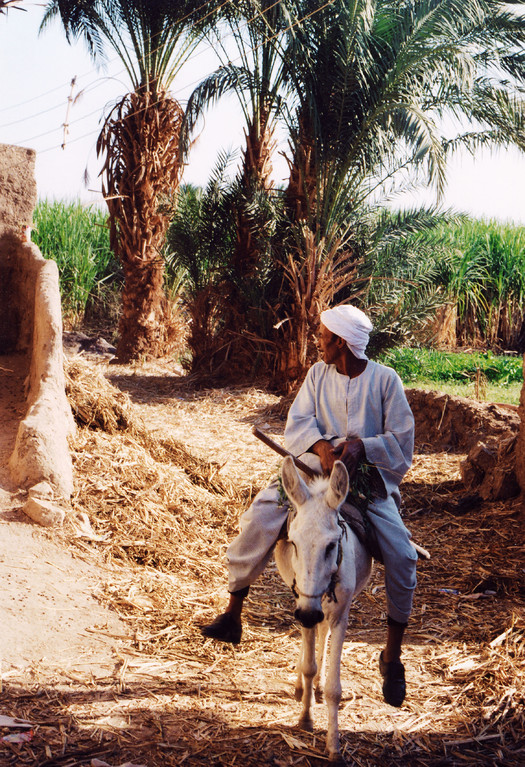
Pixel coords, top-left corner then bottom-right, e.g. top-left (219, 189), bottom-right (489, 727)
top-left (332, 439), bottom-right (365, 481)
top-left (311, 438), bottom-right (365, 479)
top-left (311, 439), bottom-right (335, 476)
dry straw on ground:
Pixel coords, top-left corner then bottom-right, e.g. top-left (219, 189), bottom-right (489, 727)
top-left (2, 357), bottom-right (523, 767)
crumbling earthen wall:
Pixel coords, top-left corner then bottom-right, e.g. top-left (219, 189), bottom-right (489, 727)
top-left (0, 145), bottom-right (38, 353)
top-left (0, 143), bottom-right (74, 520)
top-left (405, 388), bottom-right (520, 453)
top-left (406, 387), bottom-right (525, 504)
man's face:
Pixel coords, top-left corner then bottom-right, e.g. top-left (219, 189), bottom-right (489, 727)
top-left (318, 323), bottom-right (342, 364)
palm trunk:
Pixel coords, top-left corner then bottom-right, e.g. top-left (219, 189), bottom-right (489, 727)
top-left (285, 107), bottom-right (318, 226)
top-left (233, 108), bottom-right (276, 275)
top-left (117, 258), bottom-right (168, 361)
top-left (97, 86), bottom-right (184, 361)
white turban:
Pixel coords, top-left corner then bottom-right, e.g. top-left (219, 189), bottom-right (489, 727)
top-left (320, 305), bottom-right (373, 360)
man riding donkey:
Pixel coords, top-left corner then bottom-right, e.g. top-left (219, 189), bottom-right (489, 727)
top-left (202, 304), bottom-right (417, 707)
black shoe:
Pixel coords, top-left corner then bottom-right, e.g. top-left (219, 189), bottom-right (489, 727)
top-left (379, 651), bottom-right (406, 707)
top-left (201, 612), bottom-right (242, 645)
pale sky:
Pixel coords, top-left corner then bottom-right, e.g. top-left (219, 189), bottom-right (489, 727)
top-left (1, 3), bottom-right (525, 225)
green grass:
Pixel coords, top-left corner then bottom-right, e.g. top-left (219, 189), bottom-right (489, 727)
top-left (405, 380), bottom-right (522, 405)
top-left (33, 199), bottom-right (119, 320)
top-left (379, 347), bottom-right (523, 405)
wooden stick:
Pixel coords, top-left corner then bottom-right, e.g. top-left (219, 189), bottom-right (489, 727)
top-left (252, 427), bottom-right (317, 479)
top-left (411, 541), bottom-right (431, 560)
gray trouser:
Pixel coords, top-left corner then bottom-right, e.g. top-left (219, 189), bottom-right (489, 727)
top-left (226, 454), bottom-right (417, 623)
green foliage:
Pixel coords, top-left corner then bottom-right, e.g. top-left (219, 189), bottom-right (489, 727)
top-left (165, 154), bottom-right (238, 296)
top-left (166, 155), bottom-right (287, 372)
top-left (282, 0), bottom-right (525, 237)
top-left (165, 158), bottom-right (238, 367)
top-left (354, 212), bottom-right (525, 352)
top-left (379, 347), bottom-right (523, 386)
top-left (33, 199), bottom-right (119, 319)
top-left (418, 217), bottom-right (525, 347)
top-left (181, 0), bottom-right (525, 379)
top-left (353, 207), bottom-right (458, 354)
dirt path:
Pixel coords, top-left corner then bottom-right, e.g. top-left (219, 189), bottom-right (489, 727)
top-left (0, 352), bottom-right (128, 675)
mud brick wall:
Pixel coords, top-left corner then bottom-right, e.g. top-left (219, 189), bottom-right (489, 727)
top-left (0, 144), bottom-right (37, 353)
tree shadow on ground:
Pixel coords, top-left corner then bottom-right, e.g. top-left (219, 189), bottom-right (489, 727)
top-left (2, 672), bottom-right (523, 767)
top-left (105, 372), bottom-right (287, 423)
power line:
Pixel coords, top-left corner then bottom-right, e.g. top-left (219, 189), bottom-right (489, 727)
top-left (13, 0), bottom-right (336, 153)
top-left (0, 99), bottom-right (64, 128)
top-left (0, 70), bottom-right (127, 129)
top-left (0, 0), bottom-right (232, 115)
top-left (1, 0), bottom-right (284, 127)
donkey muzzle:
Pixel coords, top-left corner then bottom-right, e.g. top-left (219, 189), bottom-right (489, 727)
top-left (294, 606), bottom-right (324, 628)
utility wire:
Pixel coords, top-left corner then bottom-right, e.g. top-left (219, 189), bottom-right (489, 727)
top-left (13, 0), bottom-right (336, 151)
top-left (0, 0), bottom-right (232, 116)
top-left (1, 0), bottom-right (284, 128)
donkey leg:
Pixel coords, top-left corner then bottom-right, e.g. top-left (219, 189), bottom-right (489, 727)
top-left (314, 619), bottom-right (330, 703)
top-left (294, 640), bottom-right (304, 701)
top-left (298, 626), bottom-right (316, 731)
top-left (323, 617), bottom-right (348, 762)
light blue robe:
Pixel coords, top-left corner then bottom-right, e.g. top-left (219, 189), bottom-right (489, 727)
top-left (227, 360), bottom-right (418, 622)
top-left (285, 360), bottom-right (414, 508)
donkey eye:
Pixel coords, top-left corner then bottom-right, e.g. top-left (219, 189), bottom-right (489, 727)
top-left (325, 542), bottom-right (336, 558)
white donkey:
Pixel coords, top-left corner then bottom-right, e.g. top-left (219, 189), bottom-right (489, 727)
top-left (275, 456), bottom-right (372, 763)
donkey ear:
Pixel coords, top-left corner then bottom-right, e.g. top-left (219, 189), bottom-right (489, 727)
top-left (281, 455), bottom-right (311, 507)
top-left (326, 460), bottom-right (349, 509)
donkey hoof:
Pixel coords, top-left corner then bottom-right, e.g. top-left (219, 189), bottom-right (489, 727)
top-left (328, 752), bottom-right (344, 765)
top-left (298, 716), bottom-right (313, 732)
top-left (294, 685), bottom-right (303, 702)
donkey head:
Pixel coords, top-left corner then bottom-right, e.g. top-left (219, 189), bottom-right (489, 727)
top-left (281, 456), bottom-right (349, 627)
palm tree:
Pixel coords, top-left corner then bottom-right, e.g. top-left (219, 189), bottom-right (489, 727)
top-left (174, 0), bottom-right (525, 385)
top-left (184, 0), bottom-right (288, 276)
top-left (283, 0), bottom-right (525, 233)
top-left (166, 155), bottom-right (238, 374)
top-left (41, 0), bottom-right (211, 361)
top-left (272, 0), bottom-right (525, 379)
